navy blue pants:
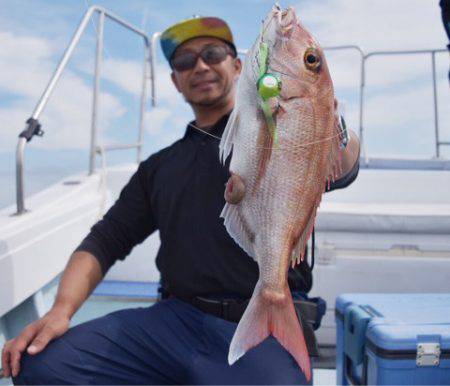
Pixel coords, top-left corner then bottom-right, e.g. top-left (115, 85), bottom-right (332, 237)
top-left (13, 298), bottom-right (312, 385)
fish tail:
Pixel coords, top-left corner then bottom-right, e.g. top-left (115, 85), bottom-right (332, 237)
top-left (228, 282), bottom-right (311, 381)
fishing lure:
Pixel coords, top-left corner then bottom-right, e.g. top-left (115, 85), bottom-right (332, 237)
top-left (257, 41), bottom-right (281, 146)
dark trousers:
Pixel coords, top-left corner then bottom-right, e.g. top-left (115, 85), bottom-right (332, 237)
top-left (13, 298), bottom-right (312, 385)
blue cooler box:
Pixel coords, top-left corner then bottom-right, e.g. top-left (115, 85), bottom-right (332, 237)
top-left (335, 294), bottom-right (450, 385)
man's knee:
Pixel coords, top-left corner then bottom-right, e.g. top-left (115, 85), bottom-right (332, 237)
top-left (12, 351), bottom-right (53, 385)
top-left (11, 335), bottom-right (82, 386)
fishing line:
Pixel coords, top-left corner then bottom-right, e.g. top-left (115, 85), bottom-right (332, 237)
top-left (187, 122), bottom-right (346, 150)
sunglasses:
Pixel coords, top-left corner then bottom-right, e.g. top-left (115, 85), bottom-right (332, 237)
top-left (170, 44), bottom-right (234, 72)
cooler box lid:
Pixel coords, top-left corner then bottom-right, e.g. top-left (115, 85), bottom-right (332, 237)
top-left (336, 294), bottom-right (450, 366)
top-left (336, 293), bottom-right (450, 320)
top-left (366, 322), bottom-right (450, 360)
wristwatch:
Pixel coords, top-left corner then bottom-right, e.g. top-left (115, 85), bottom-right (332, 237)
top-left (339, 115), bottom-right (349, 149)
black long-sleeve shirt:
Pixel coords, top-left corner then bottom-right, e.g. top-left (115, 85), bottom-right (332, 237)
top-left (76, 112), bottom-right (359, 299)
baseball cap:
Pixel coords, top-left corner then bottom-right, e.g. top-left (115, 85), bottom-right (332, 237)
top-left (160, 16), bottom-right (236, 62)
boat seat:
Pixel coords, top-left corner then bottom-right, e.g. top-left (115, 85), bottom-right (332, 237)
top-left (91, 280), bottom-right (159, 302)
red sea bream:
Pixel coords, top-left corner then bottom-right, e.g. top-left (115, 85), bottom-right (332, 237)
top-left (219, 5), bottom-right (343, 381)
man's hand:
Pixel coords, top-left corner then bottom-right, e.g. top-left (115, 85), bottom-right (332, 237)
top-left (1, 309), bottom-right (70, 378)
top-left (1, 250), bottom-right (104, 378)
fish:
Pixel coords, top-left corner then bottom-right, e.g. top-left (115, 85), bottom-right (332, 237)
top-left (219, 5), bottom-right (343, 382)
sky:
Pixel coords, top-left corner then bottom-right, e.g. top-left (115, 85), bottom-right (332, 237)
top-left (0, 0), bottom-right (449, 208)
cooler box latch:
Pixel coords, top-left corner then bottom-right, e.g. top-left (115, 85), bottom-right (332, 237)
top-left (343, 304), bottom-right (373, 384)
top-left (416, 343), bottom-right (440, 367)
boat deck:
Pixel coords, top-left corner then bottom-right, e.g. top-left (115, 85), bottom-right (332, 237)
top-left (0, 278), bottom-right (337, 385)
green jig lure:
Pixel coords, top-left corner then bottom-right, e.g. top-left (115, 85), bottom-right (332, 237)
top-left (257, 42), bottom-right (281, 146)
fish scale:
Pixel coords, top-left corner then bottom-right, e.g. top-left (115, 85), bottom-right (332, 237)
top-left (219, 5), bottom-right (343, 382)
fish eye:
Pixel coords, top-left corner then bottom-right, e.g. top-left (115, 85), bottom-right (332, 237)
top-left (304, 48), bottom-right (321, 72)
top-left (306, 54), bottom-right (317, 64)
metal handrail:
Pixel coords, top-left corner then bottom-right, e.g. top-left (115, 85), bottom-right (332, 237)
top-left (95, 143), bottom-right (143, 152)
top-left (150, 32), bottom-right (162, 107)
top-left (15, 5), bottom-right (154, 215)
top-left (362, 48), bottom-right (448, 159)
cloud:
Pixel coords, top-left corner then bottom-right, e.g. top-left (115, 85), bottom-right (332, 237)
top-left (357, 72), bottom-right (450, 158)
top-left (291, 0), bottom-right (450, 159)
top-left (79, 53), bottom-right (191, 149)
top-left (142, 62), bottom-right (192, 150)
top-left (0, 24), bottom-right (192, 154)
top-left (324, 48), bottom-right (448, 92)
top-left (102, 58), bottom-right (142, 96)
top-left (143, 106), bottom-right (188, 151)
top-left (296, 0), bottom-right (447, 51)
top-left (78, 56), bottom-right (182, 100)
top-left (1, 0), bottom-right (448, 160)
top-left (145, 106), bottom-right (172, 134)
top-left (152, 62), bottom-right (184, 102)
top-left (325, 49), bottom-right (363, 90)
top-left (0, 30), bottom-right (126, 151)
top-left (0, 31), bottom-right (55, 98)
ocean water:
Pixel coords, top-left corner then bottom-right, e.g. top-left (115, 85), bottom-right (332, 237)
top-left (0, 156), bottom-right (86, 210)
top-left (0, 169), bottom-right (79, 210)
top-left (0, 148), bottom-right (139, 210)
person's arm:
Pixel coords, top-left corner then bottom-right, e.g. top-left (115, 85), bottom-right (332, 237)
top-left (51, 250), bottom-right (104, 320)
top-left (75, 159), bottom-right (158, 275)
top-left (51, 157), bottom-right (158, 316)
top-left (326, 128), bottom-right (360, 192)
top-left (2, 158), bottom-right (158, 378)
top-left (336, 129), bottom-right (360, 179)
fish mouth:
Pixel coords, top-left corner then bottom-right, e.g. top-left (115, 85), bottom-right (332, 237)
top-left (271, 6), bottom-right (296, 36)
top-left (280, 9), bottom-right (296, 35)
top-left (280, 7), bottom-right (296, 26)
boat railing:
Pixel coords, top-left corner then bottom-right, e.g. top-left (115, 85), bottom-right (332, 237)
top-left (15, 12), bottom-right (449, 215)
top-left (237, 46), bottom-right (449, 163)
top-left (14, 6), bottom-right (157, 215)
top-left (363, 49), bottom-right (448, 159)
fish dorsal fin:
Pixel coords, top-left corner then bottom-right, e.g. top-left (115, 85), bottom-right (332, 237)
top-left (220, 203), bottom-right (256, 261)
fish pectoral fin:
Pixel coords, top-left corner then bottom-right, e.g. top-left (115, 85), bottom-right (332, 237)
top-left (219, 108), bottom-right (240, 164)
top-left (220, 203), bottom-right (256, 260)
top-left (229, 283), bottom-right (311, 382)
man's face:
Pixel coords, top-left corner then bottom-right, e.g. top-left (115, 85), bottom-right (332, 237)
top-left (170, 37), bottom-right (242, 108)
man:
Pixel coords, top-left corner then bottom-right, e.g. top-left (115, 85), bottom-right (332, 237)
top-left (3, 16), bottom-right (360, 385)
